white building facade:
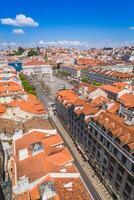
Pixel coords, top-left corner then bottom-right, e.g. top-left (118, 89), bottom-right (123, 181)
top-left (23, 61), bottom-right (53, 81)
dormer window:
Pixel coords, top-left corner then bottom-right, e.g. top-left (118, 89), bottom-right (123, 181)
top-left (31, 142), bottom-right (43, 155)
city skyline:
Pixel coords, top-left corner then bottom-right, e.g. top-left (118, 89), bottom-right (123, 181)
top-left (1, 0), bottom-right (134, 48)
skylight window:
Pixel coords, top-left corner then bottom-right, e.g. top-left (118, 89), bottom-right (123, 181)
top-left (19, 148), bottom-right (28, 161)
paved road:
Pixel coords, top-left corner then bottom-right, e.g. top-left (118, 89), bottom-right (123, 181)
top-left (29, 75), bottom-right (114, 200)
top-left (43, 76), bottom-right (73, 96)
top-left (35, 84), bottom-right (54, 109)
top-left (49, 109), bottom-right (113, 200)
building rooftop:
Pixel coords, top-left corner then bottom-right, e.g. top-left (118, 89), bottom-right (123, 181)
top-left (12, 129), bottom-right (91, 200)
top-left (23, 60), bottom-right (48, 66)
top-left (119, 93), bottom-right (134, 108)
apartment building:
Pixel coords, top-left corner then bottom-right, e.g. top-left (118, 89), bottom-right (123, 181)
top-left (60, 64), bottom-right (87, 78)
top-left (0, 94), bottom-right (47, 122)
top-left (23, 60), bottom-right (53, 81)
top-left (81, 68), bottom-right (134, 84)
top-left (56, 89), bottom-right (134, 200)
top-left (119, 93), bottom-right (134, 125)
top-left (12, 128), bottom-right (91, 200)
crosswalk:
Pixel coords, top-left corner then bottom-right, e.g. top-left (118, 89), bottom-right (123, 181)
top-left (51, 114), bottom-right (114, 200)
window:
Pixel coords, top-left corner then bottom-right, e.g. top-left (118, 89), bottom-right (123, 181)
top-left (95, 130), bottom-right (98, 137)
top-left (32, 142), bottom-right (43, 154)
top-left (103, 158), bottom-right (107, 165)
top-left (97, 151), bottom-right (100, 159)
top-left (19, 148), bottom-right (28, 161)
top-left (118, 165), bottom-right (124, 174)
top-left (115, 182), bottom-right (119, 191)
top-left (109, 165), bottom-right (114, 173)
top-left (123, 192), bottom-right (129, 200)
top-left (125, 183), bottom-right (132, 194)
top-left (88, 141), bottom-right (91, 146)
top-left (111, 157), bottom-right (115, 164)
top-left (127, 174), bottom-right (134, 185)
top-left (113, 147), bottom-right (118, 156)
top-left (100, 135), bottom-right (103, 142)
top-left (116, 173), bottom-right (122, 183)
top-left (93, 138), bottom-right (97, 145)
top-left (131, 164), bottom-right (134, 172)
top-left (92, 145), bottom-right (96, 153)
top-left (106, 141), bottom-right (110, 149)
top-left (108, 173), bottom-right (112, 181)
top-left (121, 155), bottom-right (127, 164)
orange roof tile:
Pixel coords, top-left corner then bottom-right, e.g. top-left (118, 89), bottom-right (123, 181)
top-left (91, 96), bottom-right (108, 105)
top-left (24, 60), bottom-right (47, 66)
top-left (108, 102), bottom-right (120, 114)
top-left (93, 112), bottom-right (134, 151)
top-left (101, 85), bottom-right (122, 94)
top-left (119, 93), bottom-right (134, 108)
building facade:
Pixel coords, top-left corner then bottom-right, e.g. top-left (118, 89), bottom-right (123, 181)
top-left (56, 89), bottom-right (134, 200)
top-left (23, 60), bottom-right (53, 81)
top-left (81, 69), bottom-right (134, 84)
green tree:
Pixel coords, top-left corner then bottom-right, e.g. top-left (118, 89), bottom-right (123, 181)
top-left (28, 49), bottom-right (39, 57)
top-left (37, 46), bottom-right (40, 53)
top-left (17, 47), bottom-right (25, 55)
top-left (92, 81), bottom-right (102, 86)
top-left (61, 71), bottom-right (71, 77)
top-left (81, 76), bottom-right (89, 82)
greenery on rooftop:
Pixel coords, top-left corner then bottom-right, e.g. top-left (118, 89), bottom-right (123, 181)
top-left (19, 73), bottom-right (36, 95)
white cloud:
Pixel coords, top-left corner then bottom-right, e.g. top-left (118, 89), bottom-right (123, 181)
top-left (38, 40), bottom-right (88, 47)
top-left (0, 42), bottom-right (17, 48)
top-left (129, 26), bottom-right (134, 30)
top-left (10, 42), bottom-right (17, 46)
top-left (1, 42), bottom-right (8, 46)
top-left (1, 14), bottom-right (39, 27)
top-left (38, 40), bottom-right (45, 45)
top-left (13, 29), bottom-right (25, 34)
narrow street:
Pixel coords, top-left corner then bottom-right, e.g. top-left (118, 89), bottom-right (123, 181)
top-left (48, 107), bottom-right (113, 200)
top-left (32, 75), bottom-right (113, 200)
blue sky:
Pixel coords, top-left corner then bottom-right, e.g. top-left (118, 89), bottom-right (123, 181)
top-left (0, 0), bottom-right (134, 48)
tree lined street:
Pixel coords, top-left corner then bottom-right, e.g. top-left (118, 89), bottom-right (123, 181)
top-left (31, 74), bottom-right (114, 200)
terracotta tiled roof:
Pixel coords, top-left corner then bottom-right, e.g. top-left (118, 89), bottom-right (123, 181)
top-left (30, 177), bottom-right (91, 200)
top-left (108, 102), bottom-right (120, 114)
top-left (81, 103), bottom-right (98, 115)
top-left (23, 60), bottom-right (47, 66)
top-left (119, 93), bottom-right (134, 108)
top-left (14, 130), bottom-right (77, 183)
top-left (8, 94), bottom-right (46, 114)
top-left (13, 129), bottom-right (91, 199)
top-left (101, 85), bottom-right (122, 94)
top-left (113, 82), bottom-right (128, 89)
top-left (91, 95), bottom-right (108, 105)
top-left (0, 104), bottom-right (6, 114)
top-left (72, 99), bottom-right (86, 107)
top-left (93, 112), bottom-right (134, 151)
top-left (57, 90), bottom-right (78, 106)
